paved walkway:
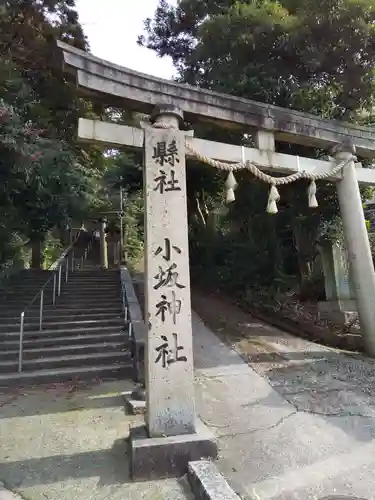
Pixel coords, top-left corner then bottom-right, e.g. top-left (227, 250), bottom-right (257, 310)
top-left (193, 309), bottom-right (375, 500)
top-left (2, 303), bottom-right (375, 499)
top-left (0, 379), bottom-right (193, 500)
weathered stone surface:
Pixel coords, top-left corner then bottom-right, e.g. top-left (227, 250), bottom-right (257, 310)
top-left (191, 301), bottom-right (375, 500)
top-left (318, 242), bottom-right (358, 325)
top-left (188, 461), bottom-right (241, 500)
top-left (119, 266), bottom-right (146, 383)
top-left (120, 267), bottom-right (139, 304)
top-left (318, 300), bottom-right (357, 325)
top-left (144, 119), bottom-right (195, 438)
top-left (122, 391), bottom-right (146, 415)
top-left (78, 118), bottom-right (375, 186)
top-left (129, 421), bottom-right (218, 481)
top-left (0, 483), bottom-right (25, 500)
top-left (58, 41), bottom-right (375, 157)
top-left (0, 380), bottom-right (194, 500)
top-left (319, 242), bottom-right (356, 302)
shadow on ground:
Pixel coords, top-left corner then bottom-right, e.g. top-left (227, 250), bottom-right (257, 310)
top-left (0, 439), bottom-right (130, 488)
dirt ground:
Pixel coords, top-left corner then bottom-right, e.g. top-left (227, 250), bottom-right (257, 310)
top-left (190, 288), bottom-right (357, 367)
top-left (191, 285), bottom-right (363, 353)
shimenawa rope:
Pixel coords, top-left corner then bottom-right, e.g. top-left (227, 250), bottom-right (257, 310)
top-left (142, 116), bottom-right (355, 214)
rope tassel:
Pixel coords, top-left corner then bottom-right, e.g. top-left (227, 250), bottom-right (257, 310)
top-left (307, 180), bottom-right (318, 208)
top-left (225, 170), bottom-right (237, 203)
top-left (267, 184), bottom-right (280, 214)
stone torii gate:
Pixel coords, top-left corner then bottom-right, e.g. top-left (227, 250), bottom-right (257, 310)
top-left (58, 41), bottom-right (375, 478)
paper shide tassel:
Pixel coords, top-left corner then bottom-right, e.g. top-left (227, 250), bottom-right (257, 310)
top-left (225, 170), bottom-right (237, 203)
top-left (267, 184), bottom-right (280, 214)
top-left (307, 180), bottom-right (318, 208)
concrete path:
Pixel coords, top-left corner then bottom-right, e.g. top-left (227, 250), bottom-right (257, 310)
top-left (2, 301), bottom-right (375, 500)
top-left (193, 310), bottom-right (375, 500)
top-left (0, 379), bottom-right (193, 500)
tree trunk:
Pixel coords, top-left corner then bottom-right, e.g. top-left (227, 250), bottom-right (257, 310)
top-left (30, 239), bottom-right (44, 269)
top-left (293, 224), bottom-right (321, 300)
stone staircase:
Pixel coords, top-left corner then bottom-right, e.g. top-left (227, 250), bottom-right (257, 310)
top-left (0, 243), bottom-right (133, 386)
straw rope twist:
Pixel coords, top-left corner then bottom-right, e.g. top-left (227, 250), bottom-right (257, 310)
top-left (141, 115), bottom-right (355, 212)
top-left (148, 117), bottom-right (353, 182)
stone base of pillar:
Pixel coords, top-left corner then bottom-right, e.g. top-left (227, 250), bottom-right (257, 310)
top-left (122, 385), bottom-right (146, 415)
top-left (318, 300), bottom-right (357, 325)
top-left (129, 419), bottom-right (218, 480)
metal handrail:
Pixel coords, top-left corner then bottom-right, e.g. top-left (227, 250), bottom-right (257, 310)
top-left (17, 232), bottom-right (93, 372)
top-left (49, 228), bottom-right (82, 271)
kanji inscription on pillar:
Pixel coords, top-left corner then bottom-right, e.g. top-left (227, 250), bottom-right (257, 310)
top-left (144, 125), bottom-right (195, 438)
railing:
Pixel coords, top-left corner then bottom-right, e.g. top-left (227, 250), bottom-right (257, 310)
top-left (17, 233), bottom-right (93, 372)
top-left (120, 266), bottom-right (146, 383)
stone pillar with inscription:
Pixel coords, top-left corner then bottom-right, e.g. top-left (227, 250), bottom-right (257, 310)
top-left (129, 104), bottom-right (217, 480)
top-left (144, 107), bottom-right (195, 438)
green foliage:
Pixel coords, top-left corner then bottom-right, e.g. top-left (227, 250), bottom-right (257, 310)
top-left (141, 0), bottom-right (375, 301)
top-left (123, 190), bottom-right (144, 265)
top-left (0, 1), bottom-right (106, 269)
top-left (141, 0), bottom-right (375, 118)
top-left (43, 234), bottom-right (63, 269)
top-left (101, 149), bottom-right (145, 266)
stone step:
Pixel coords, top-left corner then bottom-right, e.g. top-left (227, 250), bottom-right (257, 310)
top-left (0, 297), bottom-right (122, 307)
top-left (59, 290), bottom-right (120, 296)
top-left (0, 294), bottom-right (52, 303)
top-left (0, 291), bottom-right (48, 297)
top-left (1, 282), bottom-right (52, 289)
top-left (0, 304), bottom-right (123, 315)
top-left (0, 324), bottom-right (127, 341)
top-left (65, 281), bottom-right (119, 285)
top-left (64, 284), bottom-right (119, 290)
top-left (55, 296), bottom-right (121, 304)
top-left (0, 341), bottom-right (127, 360)
top-left (0, 350), bottom-right (130, 373)
top-left (0, 286), bottom-right (121, 296)
top-left (0, 317), bottom-right (124, 333)
top-left (69, 271), bottom-right (119, 275)
top-left (70, 271), bottom-right (118, 276)
top-left (4, 284), bottom-right (51, 290)
top-left (62, 282), bottom-right (120, 288)
top-left (0, 362), bottom-right (133, 387)
top-left (0, 306), bottom-right (123, 317)
top-left (0, 287), bottom-right (53, 295)
top-left (1, 331), bottom-right (125, 349)
top-left (51, 300), bottom-right (122, 308)
top-left (0, 311), bottom-right (123, 322)
top-left (8, 276), bottom-right (52, 281)
top-left (1, 280), bottom-right (54, 287)
top-left (59, 289), bottom-right (121, 296)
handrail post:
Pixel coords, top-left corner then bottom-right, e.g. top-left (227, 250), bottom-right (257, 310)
top-left (71, 252), bottom-right (75, 272)
top-left (58, 265), bottom-right (62, 296)
top-left (52, 272), bottom-right (56, 305)
top-left (39, 289), bottom-right (44, 331)
top-left (65, 257), bottom-right (69, 282)
top-left (18, 312), bottom-right (25, 372)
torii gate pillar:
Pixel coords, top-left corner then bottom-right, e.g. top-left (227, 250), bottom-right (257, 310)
top-left (129, 105), bottom-right (217, 480)
top-left (334, 140), bottom-right (375, 355)
top-left (98, 218), bottom-right (108, 269)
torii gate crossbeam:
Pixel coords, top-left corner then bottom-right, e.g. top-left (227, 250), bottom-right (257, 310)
top-left (57, 41), bottom-right (375, 480)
